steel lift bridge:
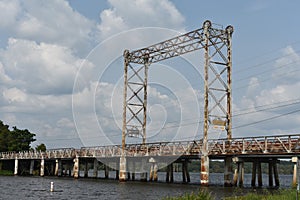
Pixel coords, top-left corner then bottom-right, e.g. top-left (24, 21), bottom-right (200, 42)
top-left (120, 20), bottom-right (234, 185)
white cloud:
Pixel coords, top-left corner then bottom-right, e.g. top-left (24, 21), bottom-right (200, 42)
top-left (0, 0), bottom-right (95, 54)
top-left (233, 45), bottom-right (300, 137)
top-left (0, 38), bottom-right (94, 95)
top-left (98, 0), bottom-right (185, 39)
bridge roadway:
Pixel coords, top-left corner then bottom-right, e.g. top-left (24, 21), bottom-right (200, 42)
top-left (1, 134), bottom-right (300, 186)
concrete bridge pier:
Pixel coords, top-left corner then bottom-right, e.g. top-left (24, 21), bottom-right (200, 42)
top-left (93, 159), bottom-right (98, 178)
top-left (182, 160), bottom-right (190, 183)
top-left (104, 164), bottom-right (109, 179)
top-left (40, 158), bottom-right (45, 177)
top-left (131, 161), bottom-right (136, 181)
top-left (55, 159), bottom-right (62, 176)
top-left (84, 160), bottom-right (88, 178)
top-left (73, 156), bottom-right (79, 178)
top-left (14, 158), bottom-right (18, 176)
top-left (292, 157), bottom-right (298, 187)
top-left (166, 163), bottom-right (174, 183)
top-left (149, 157), bottom-right (157, 182)
top-left (200, 154), bottom-right (209, 186)
top-left (224, 157), bottom-right (233, 186)
top-left (250, 160), bottom-right (262, 187)
top-left (138, 159), bottom-right (147, 182)
top-left (29, 160), bottom-right (34, 175)
top-left (232, 157), bottom-right (244, 187)
top-left (251, 160), bottom-right (257, 187)
top-left (119, 156), bottom-right (126, 181)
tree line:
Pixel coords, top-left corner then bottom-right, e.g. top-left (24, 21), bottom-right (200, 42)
top-left (0, 120), bottom-right (37, 152)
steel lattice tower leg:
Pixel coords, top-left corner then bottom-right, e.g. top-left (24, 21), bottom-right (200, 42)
top-left (201, 20), bottom-right (234, 186)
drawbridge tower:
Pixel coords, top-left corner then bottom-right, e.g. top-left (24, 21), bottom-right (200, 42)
top-left (120, 20), bottom-right (233, 185)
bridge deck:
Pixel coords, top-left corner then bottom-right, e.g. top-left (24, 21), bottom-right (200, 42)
top-left (1, 134), bottom-right (300, 160)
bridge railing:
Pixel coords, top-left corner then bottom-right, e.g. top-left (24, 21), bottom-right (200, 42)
top-left (208, 134), bottom-right (300, 155)
top-left (1, 134), bottom-right (300, 160)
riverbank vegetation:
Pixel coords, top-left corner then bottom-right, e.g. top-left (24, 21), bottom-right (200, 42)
top-left (163, 190), bottom-right (212, 200)
top-left (163, 189), bottom-right (297, 200)
top-left (0, 120), bottom-right (36, 152)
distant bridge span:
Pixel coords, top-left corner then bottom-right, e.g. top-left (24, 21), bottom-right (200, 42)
top-left (1, 133), bottom-right (300, 187)
top-left (1, 134), bottom-right (300, 160)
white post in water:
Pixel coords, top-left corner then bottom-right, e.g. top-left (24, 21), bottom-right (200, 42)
top-left (14, 158), bottom-right (18, 175)
top-left (40, 157), bottom-right (45, 177)
top-left (50, 182), bottom-right (54, 192)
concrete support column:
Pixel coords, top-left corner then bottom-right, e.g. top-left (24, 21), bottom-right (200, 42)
top-left (169, 163), bottom-right (174, 183)
top-left (55, 159), bottom-right (62, 176)
top-left (268, 160), bottom-right (273, 187)
top-left (132, 161), bottom-right (135, 181)
top-left (224, 157), bottom-right (232, 187)
top-left (73, 156), bottom-right (79, 178)
top-left (14, 158), bottom-right (18, 176)
top-left (68, 164), bottom-right (72, 177)
top-left (232, 157), bottom-right (239, 186)
top-left (93, 159), bottom-right (98, 178)
top-left (149, 164), bottom-right (154, 181)
top-left (140, 160), bottom-right (148, 182)
top-left (182, 160), bottom-right (190, 183)
top-left (29, 160), bottom-right (34, 175)
top-left (232, 167), bottom-right (238, 186)
top-left (115, 169), bottom-right (119, 180)
top-left (182, 162), bottom-right (186, 183)
top-left (119, 156), bottom-right (126, 181)
top-left (84, 161), bottom-right (88, 178)
top-left (238, 161), bottom-right (244, 187)
top-left (153, 163), bottom-right (158, 182)
top-left (104, 165), bottom-right (109, 179)
top-left (273, 160), bottom-right (279, 187)
top-left (40, 157), bottom-right (45, 177)
top-left (200, 154), bottom-right (209, 186)
top-left (149, 158), bottom-right (157, 182)
top-left (257, 161), bottom-right (262, 187)
top-left (292, 157), bottom-right (298, 188)
top-left (251, 161), bottom-right (257, 187)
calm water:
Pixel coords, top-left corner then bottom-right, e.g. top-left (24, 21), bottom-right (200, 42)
top-left (0, 173), bottom-right (294, 200)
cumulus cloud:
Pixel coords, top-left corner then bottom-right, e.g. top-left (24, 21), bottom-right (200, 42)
top-left (233, 45), bottom-right (300, 137)
top-left (98, 0), bottom-right (185, 39)
top-left (0, 38), bottom-right (94, 95)
top-left (0, 0), bottom-right (194, 148)
top-left (0, 0), bottom-right (95, 54)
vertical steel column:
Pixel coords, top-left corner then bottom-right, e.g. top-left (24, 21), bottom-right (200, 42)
top-left (142, 57), bottom-right (149, 145)
top-left (120, 50), bottom-right (129, 182)
top-left (201, 20), bottom-right (211, 186)
top-left (226, 26), bottom-right (234, 140)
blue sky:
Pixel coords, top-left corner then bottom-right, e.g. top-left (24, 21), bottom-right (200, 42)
top-left (0, 0), bottom-right (300, 148)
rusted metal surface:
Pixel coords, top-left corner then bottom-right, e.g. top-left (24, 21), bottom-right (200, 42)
top-left (1, 134), bottom-right (300, 160)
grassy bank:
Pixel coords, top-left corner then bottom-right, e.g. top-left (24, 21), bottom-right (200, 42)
top-left (163, 190), bottom-right (212, 200)
top-left (0, 170), bottom-right (13, 176)
top-left (163, 189), bottom-right (297, 200)
top-left (225, 189), bottom-right (297, 200)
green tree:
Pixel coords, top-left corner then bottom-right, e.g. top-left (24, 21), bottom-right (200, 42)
top-left (0, 120), bottom-right (36, 152)
top-left (0, 121), bottom-right (10, 152)
top-left (35, 143), bottom-right (46, 152)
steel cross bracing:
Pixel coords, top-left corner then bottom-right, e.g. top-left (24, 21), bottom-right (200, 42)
top-left (2, 134), bottom-right (300, 160)
top-left (120, 20), bottom-right (233, 183)
top-left (121, 20), bottom-right (234, 148)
